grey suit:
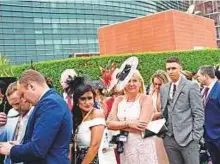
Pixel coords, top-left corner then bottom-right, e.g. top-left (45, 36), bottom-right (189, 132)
top-left (161, 77), bottom-right (204, 164)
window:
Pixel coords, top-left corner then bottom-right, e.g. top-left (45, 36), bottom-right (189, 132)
top-left (204, 1), bottom-right (213, 14)
top-left (36, 40), bottom-right (44, 45)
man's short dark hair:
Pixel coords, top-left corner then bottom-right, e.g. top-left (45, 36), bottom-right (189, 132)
top-left (166, 57), bottom-right (181, 65)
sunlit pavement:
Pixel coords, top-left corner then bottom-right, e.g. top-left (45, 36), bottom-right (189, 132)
top-left (99, 147), bottom-right (117, 164)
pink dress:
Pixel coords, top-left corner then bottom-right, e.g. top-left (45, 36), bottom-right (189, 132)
top-left (117, 97), bottom-right (159, 164)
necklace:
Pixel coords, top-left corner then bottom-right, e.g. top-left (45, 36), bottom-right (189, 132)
top-left (123, 93), bottom-right (141, 121)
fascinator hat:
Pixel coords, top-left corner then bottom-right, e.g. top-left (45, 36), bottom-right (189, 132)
top-left (65, 75), bottom-right (94, 99)
top-left (100, 63), bottom-right (120, 92)
top-left (100, 56), bottom-right (139, 92)
top-left (115, 57), bottom-right (139, 91)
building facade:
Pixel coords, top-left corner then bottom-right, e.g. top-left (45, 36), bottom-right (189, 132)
top-left (194, 1), bottom-right (220, 48)
top-left (0, 1), bottom-right (189, 64)
top-left (98, 10), bottom-right (216, 55)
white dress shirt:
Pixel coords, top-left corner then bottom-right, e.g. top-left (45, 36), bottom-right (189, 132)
top-left (16, 107), bottom-right (34, 143)
top-left (169, 77), bottom-right (181, 99)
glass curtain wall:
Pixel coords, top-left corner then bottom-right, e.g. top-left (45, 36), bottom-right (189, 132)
top-left (0, 0), bottom-right (189, 64)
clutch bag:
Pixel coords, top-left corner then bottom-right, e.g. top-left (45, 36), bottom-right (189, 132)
top-left (141, 118), bottom-right (167, 138)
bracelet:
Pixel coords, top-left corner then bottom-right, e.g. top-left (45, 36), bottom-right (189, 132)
top-left (120, 121), bottom-right (129, 129)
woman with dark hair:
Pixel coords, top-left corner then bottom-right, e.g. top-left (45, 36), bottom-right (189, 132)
top-left (66, 77), bottom-right (105, 164)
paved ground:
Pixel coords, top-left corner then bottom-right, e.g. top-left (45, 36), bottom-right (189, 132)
top-left (99, 147), bottom-right (117, 164)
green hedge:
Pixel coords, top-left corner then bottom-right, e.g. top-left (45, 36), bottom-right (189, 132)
top-left (12, 49), bottom-right (220, 91)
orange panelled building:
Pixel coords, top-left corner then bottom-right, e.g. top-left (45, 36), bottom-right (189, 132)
top-left (98, 10), bottom-right (217, 55)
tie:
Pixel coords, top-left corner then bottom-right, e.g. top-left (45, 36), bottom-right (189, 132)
top-left (12, 117), bottom-right (21, 141)
top-left (172, 84), bottom-right (176, 99)
top-left (203, 87), bottom-right (209, 105)
top-left (67, 95), bottom-right (73, 110)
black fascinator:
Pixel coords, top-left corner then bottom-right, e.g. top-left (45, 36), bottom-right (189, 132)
top-left (65, 76), bottom-right (87, 95)
top-left (65, 75), bottom-right (94, 102)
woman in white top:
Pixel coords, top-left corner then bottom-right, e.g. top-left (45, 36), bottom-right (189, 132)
top-left (67, 77), bottom-right (105, 164)
top-left (149, 70), bottom-right (169, 120)
top-left (107, 70), bottom-right (159, 164)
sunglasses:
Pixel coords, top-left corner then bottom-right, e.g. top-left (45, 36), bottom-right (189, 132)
top-left (79, 96), bottom-right (93, 101)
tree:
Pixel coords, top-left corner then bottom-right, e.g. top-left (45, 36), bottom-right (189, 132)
top-left (0, 55), bottom-right (14, 77)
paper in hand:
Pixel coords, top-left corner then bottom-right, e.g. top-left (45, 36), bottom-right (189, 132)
top-left (146, 118), bottom-right (166, 134)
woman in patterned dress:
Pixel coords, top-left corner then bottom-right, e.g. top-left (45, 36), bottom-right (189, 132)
top-left (107, 69), bottom-right (160, 164)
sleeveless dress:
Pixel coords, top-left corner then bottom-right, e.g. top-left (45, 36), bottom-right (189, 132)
top-left (117, 97), bottom-right (159, 164)
top-left (76, 118), bottom-right (106, 164)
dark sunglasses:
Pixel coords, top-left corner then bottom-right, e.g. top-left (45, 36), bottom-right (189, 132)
top-left (79, 96), bottom-right (93, 101)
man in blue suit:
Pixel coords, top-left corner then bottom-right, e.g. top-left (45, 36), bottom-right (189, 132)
top-left (0, 70), bottom-right (73, 164)
top-left (197, 65), bottom-right (220, 164)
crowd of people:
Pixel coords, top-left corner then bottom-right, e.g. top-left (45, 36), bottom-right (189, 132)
top-left (0, 56), bottom-right (219, 164)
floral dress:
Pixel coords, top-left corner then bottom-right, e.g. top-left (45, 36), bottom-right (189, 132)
top-left (117, 97), bottom-right (159, 164)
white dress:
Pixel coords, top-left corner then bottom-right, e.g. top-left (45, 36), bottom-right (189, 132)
top-left (117, 97), bottom-right (159, 164)
top-left (76, 118), bottom-right (106, 163)
top-left (76, 118), bottom-right (106, 148)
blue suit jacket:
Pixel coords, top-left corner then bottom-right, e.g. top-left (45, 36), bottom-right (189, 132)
top-left (10, 89), bottom-right (73, 164)
top-left (0, 109), bottom-right (19, 164)
top-left (204, 81), bottom-right (220, 140)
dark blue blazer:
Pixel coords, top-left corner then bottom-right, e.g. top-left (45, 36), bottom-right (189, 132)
top-left (204, 81), bottom-right (220, 140)
top-left (10, 89), bottom-right (73, 164)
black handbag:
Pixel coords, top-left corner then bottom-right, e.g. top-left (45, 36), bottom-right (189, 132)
top-left (141, 118), bottom-right (168, 138)
top-left (76, 147), bottom-right (99, 164)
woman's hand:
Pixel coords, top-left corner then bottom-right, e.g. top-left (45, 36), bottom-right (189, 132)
top-left (128, 120), bottom-right (147, 131)
top-left (152, 112), bottom-right (162, 120)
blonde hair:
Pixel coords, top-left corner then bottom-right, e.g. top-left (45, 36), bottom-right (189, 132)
top-left (128, 70), bottom-right (146, 94)
top-left (151, 70), bottom-right (169, 85)
top-left (149, 70), bottom-right (169, 95)
top-left (6, 82), bottom-right (17, 97)
top-left (181, 70), bottom-right (193, 80)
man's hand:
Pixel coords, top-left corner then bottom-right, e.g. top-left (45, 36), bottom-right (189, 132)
top-left (9, 141), bottom-right (19, 145)
top-left (0, 112), bottom-right (7, 127)
top-left (0, 142), bottom-right (14, 155)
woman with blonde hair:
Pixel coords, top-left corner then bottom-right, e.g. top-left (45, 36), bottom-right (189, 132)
top-left (149, 70), bottom-right (169, 120)
top-left (107, 57), bottom-right (162, 164)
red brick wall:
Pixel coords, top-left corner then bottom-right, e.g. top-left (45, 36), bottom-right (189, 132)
top-left (98, 10), bottom-right (216, 55)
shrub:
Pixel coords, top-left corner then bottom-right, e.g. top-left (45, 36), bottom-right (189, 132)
top-left (12, 49), bottom-right (220, 92)
top-left (0, 56), bottom-right (14, 77)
